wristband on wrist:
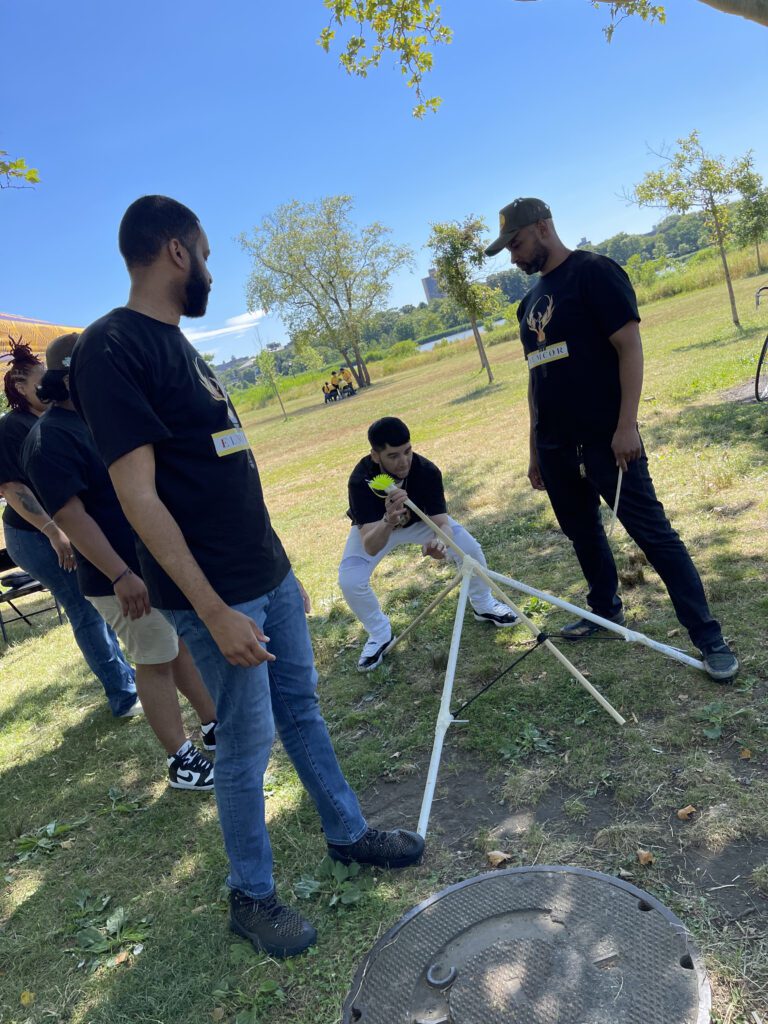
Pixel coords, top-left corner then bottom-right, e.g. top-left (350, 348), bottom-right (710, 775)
top-left (41, 520), bottom-right (57, 534)
top-left (111, 567), bottom-right (133, 587)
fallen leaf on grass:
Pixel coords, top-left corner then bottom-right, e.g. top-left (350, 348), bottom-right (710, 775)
top-left (739, 748), bottom-right (753, 760)
top-left (487, 850), bottom-right (512, 868)
top-left (211, 1010), bottom-right (225, 1022)
top-left (636, 849), bottom-right (655, 866)
top-left (617, 868), bottom-right (635, 880)
top-left (20, 992), bottom-right (35, 1007)
top-left (114, 950), bottom-right (130, 965)
top-left (667, 628), bottom-right (680, 637)
top-left (676, 805), bottom-right (697, 821)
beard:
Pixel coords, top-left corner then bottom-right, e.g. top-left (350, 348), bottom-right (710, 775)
top-left (516, 242), bottom-right (549, 276)
top-left (182, 257), bottom-right (211, 318)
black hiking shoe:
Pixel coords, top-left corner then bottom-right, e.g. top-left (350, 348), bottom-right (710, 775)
top-left (560, 609), bottom-right (625, 639)
top-left (229, 890), bottom-right (317, 958)
top-left (700, 640), bottom-right (739, 683)
top-left (328, 827), bottom-right (425, 869)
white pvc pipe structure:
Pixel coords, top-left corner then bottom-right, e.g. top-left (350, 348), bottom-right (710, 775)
top-left (375, 483), bottom-right (708, 836)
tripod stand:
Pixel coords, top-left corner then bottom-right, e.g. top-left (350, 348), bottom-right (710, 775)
top-left (374, 480), bottom-right (706, 838)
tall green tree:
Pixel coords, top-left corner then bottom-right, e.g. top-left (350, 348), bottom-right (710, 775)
top-left (240, 195), bottom-right (413, 388)
top-left (427, 217), bottom-right (505, 384)
top-left (255, 348), bottom-right (288, 421)
top-left (318, 2), bottom-right (766, 114)
top-left (0, 150), bottom-right (39, 189)
top-left (631, 131), bottom-right (753, 327)
top-left (733, 169), bottom-right (768, 273)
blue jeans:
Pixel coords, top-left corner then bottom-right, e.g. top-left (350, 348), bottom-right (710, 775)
top-left (537, 442), bottom-right (722, 650)
top-left (163, 570), bottom-right (367, 898)
top-left (5, 524), bottom-right (138, 716)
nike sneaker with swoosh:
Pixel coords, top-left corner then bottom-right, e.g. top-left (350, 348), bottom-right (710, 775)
top-left (167, 742), bottom-right (214, 791)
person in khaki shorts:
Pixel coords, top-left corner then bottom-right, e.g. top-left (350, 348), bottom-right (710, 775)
top-left (22, 333), bottom-right (217, 790)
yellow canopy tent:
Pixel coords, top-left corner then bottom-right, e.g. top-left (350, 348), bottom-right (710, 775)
top-left (1, 313), bottom-right (82, 360)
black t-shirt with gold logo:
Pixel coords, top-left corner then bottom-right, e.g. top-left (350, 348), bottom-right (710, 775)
top-left (517, 250), bottom-right (640, 446)
top-left (70, 307), bottom-right (289, 610)
top-left (346, 453), bottom-right (447, 527)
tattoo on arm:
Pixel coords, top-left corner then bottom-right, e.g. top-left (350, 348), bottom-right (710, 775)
top-left (14, 487), bottom-right (45, 517)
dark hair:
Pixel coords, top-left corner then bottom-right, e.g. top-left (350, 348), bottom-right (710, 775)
top-left (36, 369), bottom-right (69, 404)
top-left (368, 417), bottom-right (410, 451)
top-left (2, 336), bottom-right (42, 413)
top-left (118, 195), bottom-right (201, 268)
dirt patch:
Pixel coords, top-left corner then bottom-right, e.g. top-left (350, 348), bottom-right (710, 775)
top-left (361, 749), bottom-right (768, 929)
top-left (720, 379), bottom-right (758, 404)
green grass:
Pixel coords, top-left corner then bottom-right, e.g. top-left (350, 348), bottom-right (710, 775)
top-left (1, 270), bottom-right (768, 1023)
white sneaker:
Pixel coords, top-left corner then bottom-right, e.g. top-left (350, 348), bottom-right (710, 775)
top-left (472, 600), bottom-right (518, 627)
top-left (117, 698), bottom-right (143, 718)
top-left (357, 634), bottom-right (392, 672)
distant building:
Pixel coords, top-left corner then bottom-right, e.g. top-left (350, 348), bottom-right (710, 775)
top-left (421, 268), bottom-right (445, 303)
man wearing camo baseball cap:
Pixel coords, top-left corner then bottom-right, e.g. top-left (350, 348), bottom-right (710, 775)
top-left (484, 193), bottom-right (739, 683)
top-left (484, 197), bottom-right (553, 257)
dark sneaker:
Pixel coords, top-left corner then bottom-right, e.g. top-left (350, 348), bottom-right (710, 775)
top-left (328, 827), bottom-right (425, 869)
top-left (201, 720), bottom-right (217, 751)
top-left (701, 641), bottom-right (739, 683)
top-left (167, 743), bottom-right (214, 791)
top-left (230, 889), bottom-right (317, 958)
top-left (560, 609), bottom-right (625, 639)
top-left (473, 600), bottom-right (519, 627)
top-left (357, 633), bottom-right (392, 672)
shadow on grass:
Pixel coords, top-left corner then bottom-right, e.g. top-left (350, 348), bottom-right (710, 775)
top-left (642, 394), bottom-right (768, 455)
top-left (449, 381), bottom-right (508, 405)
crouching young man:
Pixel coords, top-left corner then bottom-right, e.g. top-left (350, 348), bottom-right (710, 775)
top-left (339, 417), bottom-right (518, 671)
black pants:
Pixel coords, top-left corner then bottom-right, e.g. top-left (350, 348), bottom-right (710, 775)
top-left (537, 441), bottom-right (721, 650)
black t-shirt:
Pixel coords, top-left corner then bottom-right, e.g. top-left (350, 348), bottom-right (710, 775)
top-left (517, 250), bottom-right (640, 446)
top-left (347, 452), bottom-right (447, 527)
top-left (0, 410), bottom-right (41, 532)
top-left (69, 307), bottom-right (290, 610)
top-left (21, 406), bottom-right (142, 597)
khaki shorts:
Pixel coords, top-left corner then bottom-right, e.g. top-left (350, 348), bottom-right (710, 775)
top-left (86, 594), bottom-right (179, 665)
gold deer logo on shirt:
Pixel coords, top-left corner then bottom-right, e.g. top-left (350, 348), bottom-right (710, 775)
top-left (195, 358), bottom-right (228, 403)
top-left (526, 295), bottom-right (555, 346)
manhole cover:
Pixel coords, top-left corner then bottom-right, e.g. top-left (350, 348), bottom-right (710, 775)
top-left (343, 866), bottom-right (710, 1024)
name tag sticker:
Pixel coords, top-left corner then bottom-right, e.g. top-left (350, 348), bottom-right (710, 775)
top-left (527, 341), bottom-right (569, 370)
top-left (212, 427), bottom-right (250, 457)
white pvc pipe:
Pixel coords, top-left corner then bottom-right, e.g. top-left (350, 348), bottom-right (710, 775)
top-left (417, 569), bottom-right (473, 838)
top-left (482, 567), bottom-right (705, 671)
top-left (608, 467), bottom-right (623, 538)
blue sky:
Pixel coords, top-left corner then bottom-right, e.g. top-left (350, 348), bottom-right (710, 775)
top-left (2, 0), bottom-right (766, 360)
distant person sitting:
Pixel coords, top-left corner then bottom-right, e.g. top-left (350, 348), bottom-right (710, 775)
top-left (23, 333), bottom-right (217, 790)
top-left (329, 371), bottom-right (342, 399)
top-left (322, 382), bottom-right (334, 404)
top-left (339, 417), bottom-right (519, 671)
top-left (339, 367), bottom-right (356, 397)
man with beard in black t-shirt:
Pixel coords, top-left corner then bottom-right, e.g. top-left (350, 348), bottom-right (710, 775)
top-left (484, 197), bottom-right (738, 683)
top-left (339, 417), bottom-right (518, 672)
top-left (70, 195), bottom-right (424, 960)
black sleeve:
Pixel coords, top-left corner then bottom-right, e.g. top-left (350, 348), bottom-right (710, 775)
top-left (0, 416), bottom-right (30, 484)
top-left (582, 257), bottom-right (640, 338)
top-left (23, 435), bottom-right (90, 518)
top-left (348, 474), bottom-right (386, 526)
top-left (71, 339), bottom-right (171, 468)
top-left (420, 463), bottom-right (447, 517)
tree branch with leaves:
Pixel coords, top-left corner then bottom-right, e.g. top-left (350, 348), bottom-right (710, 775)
top-left (0, 150), bottom-right (40, 190)
top-left (239, 196), bottom-right (414, 387)
top-left (427, 217), bottom-right (505, 385)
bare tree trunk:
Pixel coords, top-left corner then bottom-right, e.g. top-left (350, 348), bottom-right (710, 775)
top-left (338, 344), bottom-right (369, 388)
top-left (709, 202), bottom-right (740, 327)
top-left (271, 379), bottom-right (287, 420)
top-left (470, 317), bottom-right (494, 384)
top-left (756, 240), bottom-right (764, 274)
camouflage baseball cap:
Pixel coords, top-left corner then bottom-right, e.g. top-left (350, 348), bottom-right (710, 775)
top-left (485, 198), bottom-right (552, 256)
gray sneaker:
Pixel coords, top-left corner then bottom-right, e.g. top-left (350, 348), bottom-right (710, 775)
top-left (700, 641), bottom-right (739, 683)
top-left (560, 609), bottom-right (625, 639)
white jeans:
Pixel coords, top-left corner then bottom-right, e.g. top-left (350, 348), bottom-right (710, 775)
top-left (338, 517), bottom-right (497, 643)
